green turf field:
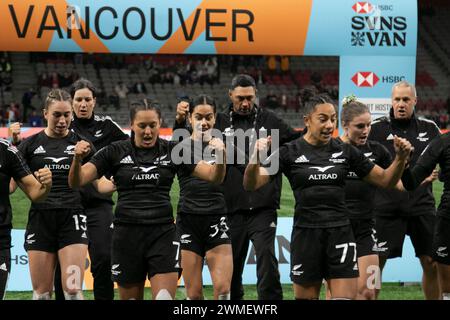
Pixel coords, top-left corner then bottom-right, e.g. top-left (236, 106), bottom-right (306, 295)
top-left (7, 177), bottom-right (443, 300)
top-left (4, 282), bottom-right (424, 300)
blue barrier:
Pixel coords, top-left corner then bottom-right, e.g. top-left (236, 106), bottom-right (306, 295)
top-left (8, 218), bottom-right (421, 291)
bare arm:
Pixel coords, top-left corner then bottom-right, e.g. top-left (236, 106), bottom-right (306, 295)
top-left (192, 138), bottom-right (226, 184)
top-left (243, 137), bottom-right (272, 191)
top-left (363, 136), bottom-right (411, 188)
top-left (16, 168), bottom-right (52, 202)
top-left (243, 164), bottom-right (271, 191)
top-left (93, 176), bottom-right (116, 195)
top-left (68, 140), bottom-right (99, 188)
top-left (9, 178), bottom-right (18, 194)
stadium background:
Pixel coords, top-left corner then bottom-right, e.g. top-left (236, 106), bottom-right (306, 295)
top-left (0, 0), bottom-right (449, 299)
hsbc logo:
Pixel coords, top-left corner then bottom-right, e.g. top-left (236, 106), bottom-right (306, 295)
top-left (352, 2), bottom-right (373, 14)
top-left (352, 72), bottom-right (380, 87)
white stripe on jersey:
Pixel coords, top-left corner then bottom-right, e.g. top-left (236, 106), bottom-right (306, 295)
top-left (0, 139), bottom-right (19, 154)
top-left (94, 115), bottom-right (125, 134)
top-left (0, 138), bottom-right (10, 147)
top-left (418, 117), bottom-right (440, 132)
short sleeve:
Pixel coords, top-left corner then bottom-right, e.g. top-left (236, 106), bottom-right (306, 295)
top-left (6, 143), bottom-right (31, 180)
top-left (89, 145), bottom-right (114, 178)
top-left (347, 144), bottom-right (375, 178)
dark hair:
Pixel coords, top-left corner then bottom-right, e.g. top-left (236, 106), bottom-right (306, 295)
top-left (70, 78), bottom-right (97, 99)
top-left (303, 93), bottom-right (334, 116)
top-left (44, 89), bottom-right (72, 110)
top-left (129, 99), bottom-right (162, 123)
top-left (230, 74), bottom-right (256, 90)
top-left (341, 100), bottom-right (369, 126)
top-left (189, 94), bottom-right (217, 114)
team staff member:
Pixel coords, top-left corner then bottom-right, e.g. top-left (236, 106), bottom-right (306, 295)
top-left (53, 79), bottom-right (128, 300)
top-left (402, 132), bottom-right (450, 300)
top-left (18, 89), bottom-right (92, 300)
top-left (69, 100), bottom-right (226, 300)
top-left (243, 94), bottom-right (412, 299)
top-left (176, 94), bottom-right (231, 300)
top-left (174, 74), bottom-right (301, 300)
top-left (0, 139), bottom-right (52, 299)
top-left (369, 81), bottom-right (440, 299)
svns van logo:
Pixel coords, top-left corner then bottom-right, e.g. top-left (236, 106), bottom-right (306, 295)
top-left (352, 72), bottom-right (379, 87)
top-left (351, 2), bottom-right (407, 47)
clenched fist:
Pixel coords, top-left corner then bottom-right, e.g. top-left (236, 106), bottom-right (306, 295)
top-left (175, 101), bottom-right (189, 124)
top-left (74, 140), bottom-right (91, 160)
top-left (208, 138), bottom-right (225, 152)
top-left (34, 168), bottom-right (52, 189)
top-left (393, 135), bottom-right (413, 161)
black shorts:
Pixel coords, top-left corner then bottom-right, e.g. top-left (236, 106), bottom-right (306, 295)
top-left (350, 218), bottom-right (378, 258)
top-left (375, 214), bottom-right (435, 259)
top-left (111, 223), bottom-right (180, 284)
top-left (176, 213), bottom-right (231, 257)
top-left (290, 225), bottom-right (359, 285)
top-left (433, 216), bottom-right (450, 265)
top-left (24, 208), bottom-right (89, 252)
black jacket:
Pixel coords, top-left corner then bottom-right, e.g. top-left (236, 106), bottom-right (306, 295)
top-left (173, 104), bottom-right (302, 213)
top-left (368, 109), bottom-right (441, 216)
top-left (70, 113), bottom-right (129, 207)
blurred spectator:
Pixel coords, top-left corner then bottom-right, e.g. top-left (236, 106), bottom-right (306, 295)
top-left (6, 102), bottom-right (20, 123)
top-left (0, 56), bottom-right (11, 73)
top-left (74, 53), bottom-right (83, 64)
top-left (295, 91), bottom-right (303, 112)
top-left (280, 56), bottom-right (290, 74)
top-left (281, 93), bottom-right (288, 111)
top-left (265, 90), bottom-right (279, 109)
top-left (267, 56), bottom-right (278, 74)
top-left (28, 110), bottom-right (43, 127)
top-left (22, 88), bottom-right (37, 122)
top-left (204, 57), bottom-right (218, 86)
top-left (58, 71), bottom-right (72, 88)
top-left (148, 68), bottom-right (161, 85)
top-left (311, 71), bottom-right (322, 86)
top-left (38, 72), bottom-right (52, 88)
top-left (51, 71), bottom-right (59, 88)
top-left (256, 70), bottom-right (265, 85)
top-left (132, 81), bottom-right (147, 95)
top-left (0, 72), bottom-right (13, 91)
top-left (109, 92), bottom-right (120, 110)
top-left (144, 56), bottom-right (155, 71)
top-left (95, 87), bottom-right (108, 110)
top-left (115, 81), bottom-right (129, 99)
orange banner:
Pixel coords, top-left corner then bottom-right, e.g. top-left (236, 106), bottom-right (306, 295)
top-left (0, 0), bottom-right (312, 55)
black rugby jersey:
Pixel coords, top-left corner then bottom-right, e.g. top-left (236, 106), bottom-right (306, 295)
top-left (70, 113), bottom-right (128, 207)
top-left (176, 138), bottom-right (227, 215)
top-left (270, 137), bottom-right (374, 228)
top-left (0, 139), bottom-right (31, 249)
top-left (369, 110), bottom-right (440, 216)
top-left (90, 138), bottom-right (177, 224)
top-left (402, 133), bottom-right (450, 219)
top-left (18, 131), bottom-right (93, 210)
top-left (173, 104), bottom-right (302, 213)
top-left (338, 138), bottom-right (392, 220)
